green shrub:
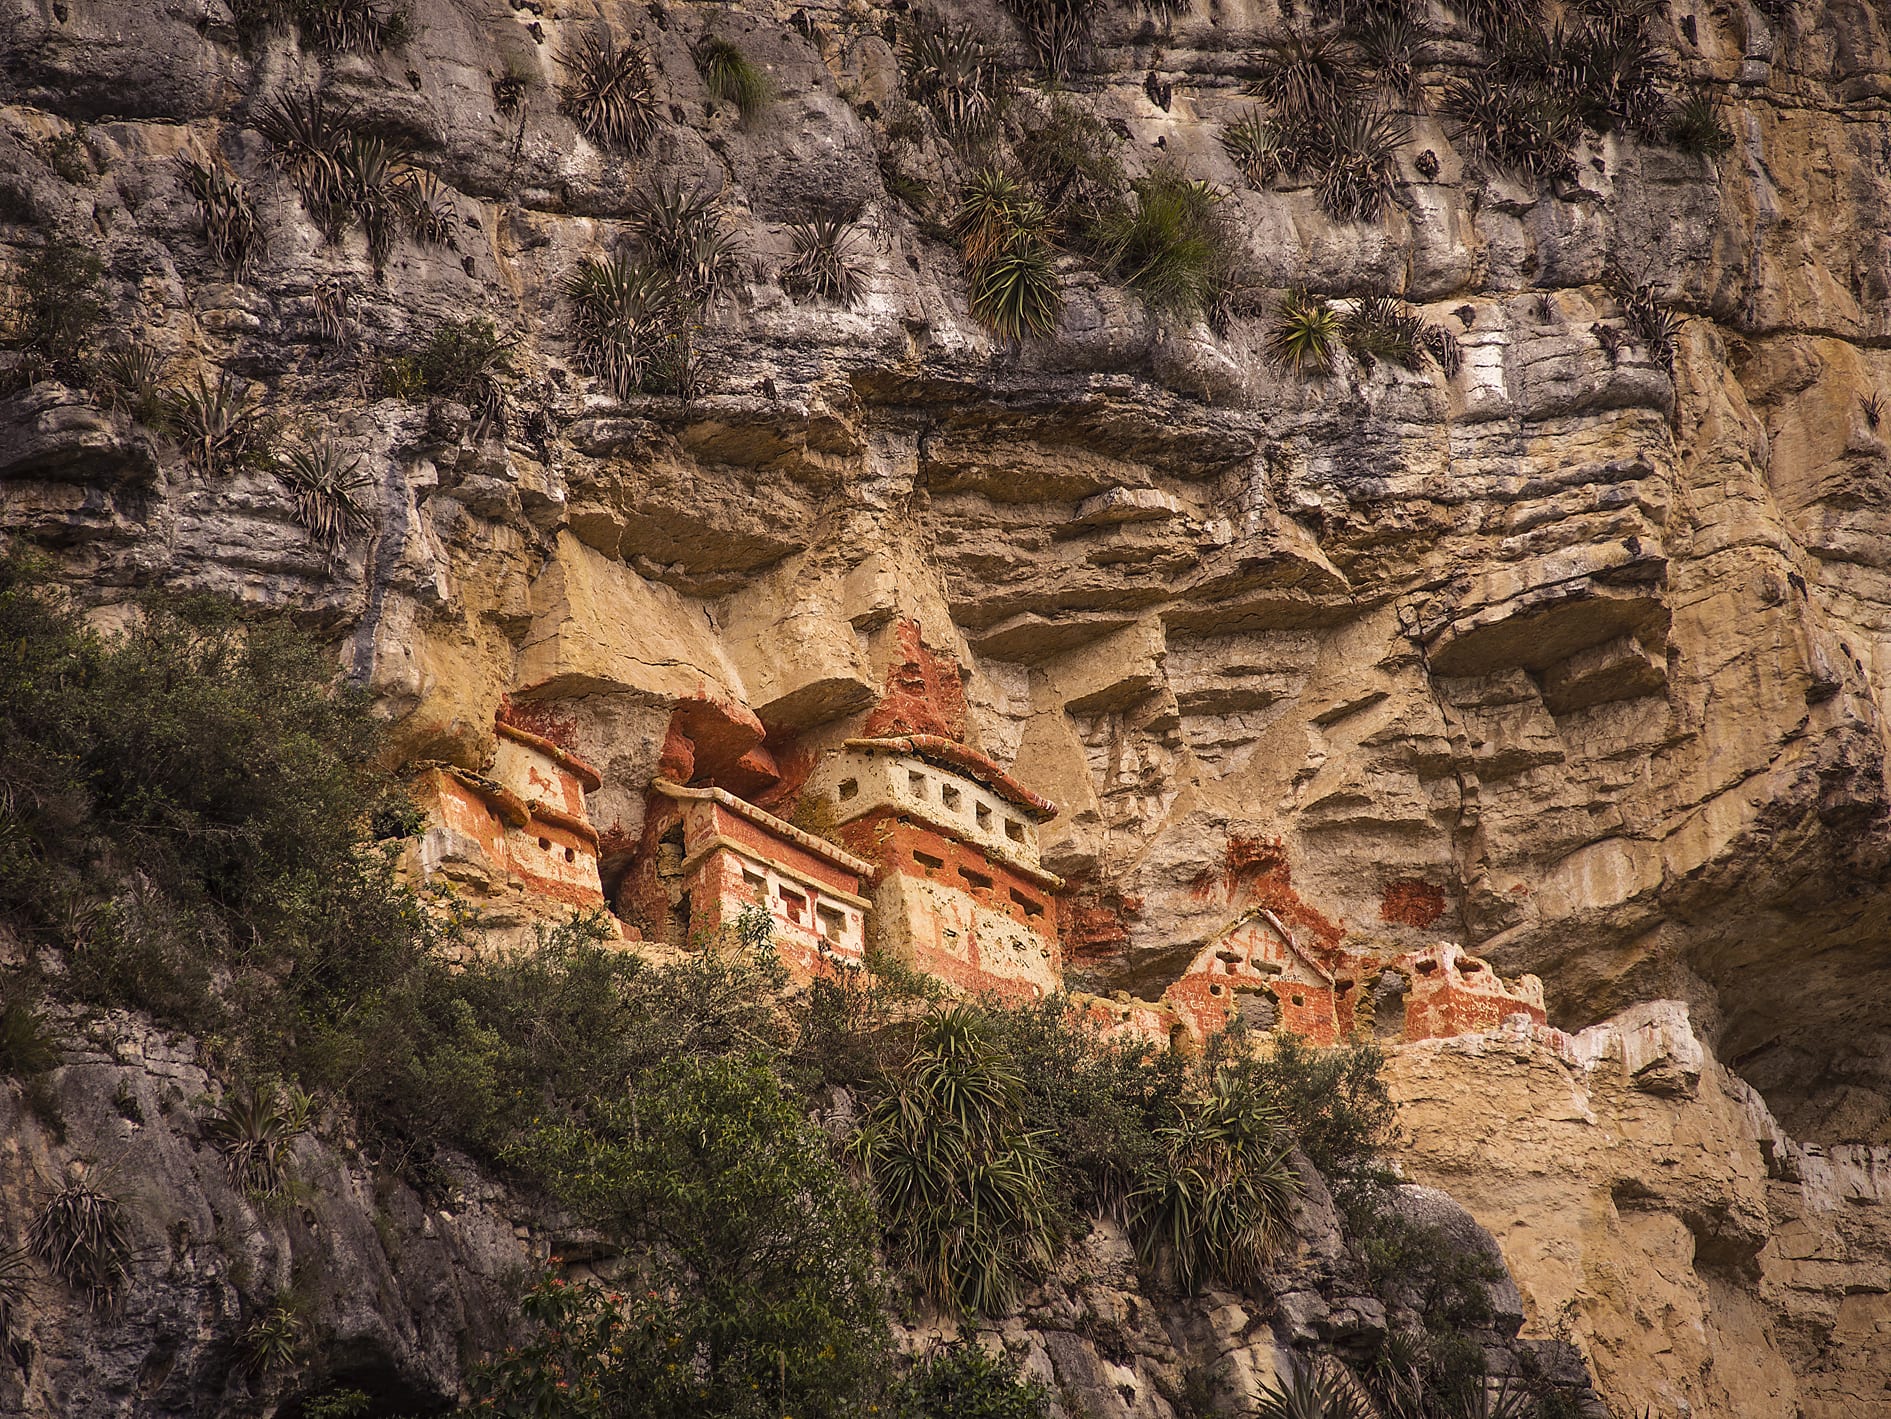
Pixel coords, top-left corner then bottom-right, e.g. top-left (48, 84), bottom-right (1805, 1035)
top-left (382, 315), bottom-right (514, 417)
top-left (894, 1340), bottom-right (1051, 1419)
top-left (1220, 1031), bottom-right (1398, 1201)
top-left (492, 1055), bottom-right (887, 1419)
top-left (4, 239), bottom-right (105, 385)
top-left (1101, 167), bottom-right (1240, 324)
top-left (0, 1244), bottom-right (29, 1372)
top-left (692, 35), bottom-right (773, 125)
top-left (0, 985), bottom-right (62, 1130)
top-left (1013, 96), bottom-right (1127, 254)
top-left (559, 29), bottom-right (661, 152)
top-left (781, 216), bottom-right (866, 307)
top-left (1130, 1075), bottom-right (1299, 1293)
top-left (853, 1007), bottom-right (1056, 1316)
top-left (1268, 289), bottom-right (1342, 376)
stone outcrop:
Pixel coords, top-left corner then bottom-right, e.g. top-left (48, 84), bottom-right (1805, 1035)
top-left (6, 0), bottom-right (1891, 1412)
top-left (1387, 1003), bottom-right (1891, 1419)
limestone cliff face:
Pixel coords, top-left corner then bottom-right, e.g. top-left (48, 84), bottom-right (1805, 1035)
top-left (4, 0), bottom-right (1891, 1411)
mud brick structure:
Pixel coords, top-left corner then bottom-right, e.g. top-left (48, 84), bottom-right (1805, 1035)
top-left (409, 719), bottom-right (609, 928)
top-left (627, 780), bottom-right (873, 978)
top-left (807, 735), bottom-right (1065, 1000)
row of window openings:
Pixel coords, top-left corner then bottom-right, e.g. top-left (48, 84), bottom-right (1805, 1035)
top-left (743, 869), bottom-right (850, 940)
top-left (909, 849), bottom-right (1044, 919)
top-left (484, 804), bottom-right (580, 864)
top-left (835, 774), bottom-right (1028, 844)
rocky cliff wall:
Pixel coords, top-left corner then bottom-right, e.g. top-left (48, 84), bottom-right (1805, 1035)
top-left (4, 0), bottom-right (1891, 1412)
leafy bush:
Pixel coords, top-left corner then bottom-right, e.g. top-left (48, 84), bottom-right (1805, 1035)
top-left (4, 239), bottom-right (105, 385)
top-left (382, 315), bottom-right (514, 419)
top-left (164, 371), bottom-right (267, 476)
top-left (240, 1300), bottom-right (303, 1373)
top-left (559, 29), bottom-right (661, 152)
top-left (28, 1174), bottom-right (129, 1307)
top-left (0, 985), bottom-right (62, 1129)
top-left (1101, 167), bottom-right (1240, 324)
top-left (178, 156), bottom-right (259, 276)
top-left (1013, 97), bottom-right (1127, 253)
top-left (1130, 1076), bottom-right (1299, 1292)
top-left (1223, 1031), bottom-right (1398, 1202)
top-left (693, 35), bottom-right (773, 125)
top-left (853, 1007), bottom-right (1055, 1316)
top-left (894, 1340), bottom-right (1051, 1419)
top-left (491, 1055), bottom-right (887, 1419)
top-left (1269, 289), bottom-right (1342, 375)
top-left (781, 216), bottom-right (866, 307)
top-left (905, 23), bottom-right (1004, 141)
top-left (278, 439), bottom-right (372, 557)
top-left (952, 168), bottom-right (1062, 341)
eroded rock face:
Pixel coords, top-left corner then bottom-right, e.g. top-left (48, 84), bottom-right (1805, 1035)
top-left (5, 0), bottom-right (1891, 1412)
top-left (1387, 1003), bottom-right (1891, 1419)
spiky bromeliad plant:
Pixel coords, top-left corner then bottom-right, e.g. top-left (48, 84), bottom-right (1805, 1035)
top-left (1254, 1356), bottom-right (1381, 1419)
top-left (164, 370), bottom-right (266, 476)
top-left (781, 216), bottom-right (866, 307)
top-left (1667, 89), bottom-right (1733, 156)
top-left (204, 1081), bottom-right (317, 1195)
top-left (952, 168), bottom-right (1062, 342)
top-left (559, 29), bottom-right (661, 152)
top-left (1343, 295), bottom-right (1430, 372)
top-left (1269, 288), bottom-right (1342, 376)
top-left (1130, 1074), bottom-right (1299, 1293)
top-left (905, 23), bottom-right (1003, 140)
top-left (28, 1174), bottom-right (131, 1308)
top-left (692, 36), bottom-right (773, 125)
top-left (278, 441), bottom-right (373, 560)
top-left (852, 1006), bottom-right (1056, 1316)
top-left (177, 155), bottom-right (259, 276)
top-left (625, 179), bottom-right (744, 305)
top-left (564, 251), bottom-right (683, 398)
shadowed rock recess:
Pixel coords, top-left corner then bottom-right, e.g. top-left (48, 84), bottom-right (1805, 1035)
top-left (4, 0), bottom-right (1891, 1413)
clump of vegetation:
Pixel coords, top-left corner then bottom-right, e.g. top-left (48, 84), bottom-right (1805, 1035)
top-left (1269, 288), bottom-right (1342, 376)
top-left (1356, 10), bottom-right (1432, 101)
top-left (852, 1007), bottom-right (1056, 1315)
top-left (277, 439), bottom-right (373, 559)
top-left (1013, 96), bottom-right (1127, 254)
top-left (952, 167), bottom-right (1062, 341)
top-left (27, 1173), bottom-right (130, 1307)
top-left (3, 239), bottom-right (105, 387)
top-left (0, 1245), bottom-right (30, 1373)
top-left (1863, 390), bottom-right (1884, 431)
top-left (1254, 1358), bottom-right (1378, 1419)
top-left (239, 1299), bottom-right (302, 1373)
top-left (1667, 88), bottom-right (1733, 155)
top-left (380, 315), bottom-right (514, 422)
top-left (999, 0), bottom-right (1092, 78)
top-left (692, 35), bottom-right (772, 125)
top-left (1619, 281), bottom-right (1680, 371)
top-left (401, 172), bottom-right (458, 249)
top-left (242, 0), bottom-right (414, 53)
top-left (625, 180), bottom-right (744, 306)
top-left (253, 89), bottom-right (446, 274)
top-left (178, 156), bottom-right (259, 276)
top-left (95, 341), bottom-right (168, 425)
top-left (164, 371), bottom-right (267, 476)
top-left (1101, 167), bottom-right (1240, 324)
top-left (1342, 295), bottom-right (1465, 379)
top-left (565, 252), bottom-right (685, 398)
top-left (905, 23), bottom-right (1004, 141)
top-left (1222, 107), bottom-right (1286, 186)
top-left (781, 216), bottom-right (866, 307)
top-left (0, 986), bottom-right (62, 1129)
top-left (559, 29), bottom-right (661, 152)
top-left (896, 1341), bottom-right (1051, 1419)
top-left (1131, 1076), bottom-right (1299, 1293)
top-left (42, 129), bottom-right (94, 184)
top-left (1440, 69), bottom-right (1580, 182)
